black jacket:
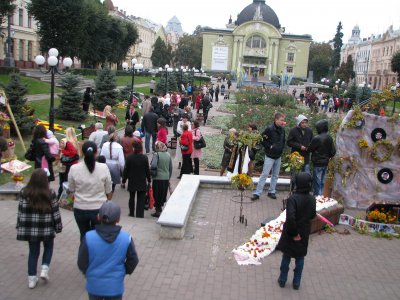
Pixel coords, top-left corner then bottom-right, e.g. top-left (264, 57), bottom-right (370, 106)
top-left (122, 153), bottom-right (151, 191)
top-left (141, 112), bottom-right (158, 134)
top-left (308, 120), bottom-right (336, 167)
top-left (33, 138), bottom-right (55, 181)
top-left (77, 224), bottom-right (139, 275)
top-left (276, 173), bottom-right (316, 258)
top-left (287, 126), bottom-right (313, 164)
top-left (179, 97), bottom-right (189, 109)
top-left (261, 123), bottom-right (286, 159)
top-left (125, 109), bottom-right (139, 127)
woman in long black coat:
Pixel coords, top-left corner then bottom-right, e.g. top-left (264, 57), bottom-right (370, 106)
top-left (32, 125), bottom-right (55, 181)
top-left (276, 172), bottom-right (316, 290)
top-left (122, 139), bottom-right (151, 218)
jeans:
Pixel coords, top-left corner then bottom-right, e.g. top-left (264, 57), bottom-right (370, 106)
top-left (302, 163), bottom-right (310, 173)
top-left (278, 253), bottom-right (305, 287)
top-left (144, 131), bottom-right (157, 153)
top-left (28, 239), bottom-right (54, 276)
top-left (254, 156), bottom-right (281, 196)
top-left (313, 166), bottom-right (327, 196)
top-left (74, 208), bottom-right (100, 240)
top-left (89, 294), bottom-right (122, 300)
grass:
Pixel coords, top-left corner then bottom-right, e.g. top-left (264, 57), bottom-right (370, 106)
top-left (202, 134), bottom-right (225, 169)
top-left (386, 100), bottom-right (400, 110)
top-left (207, 115), bottom-right (233, 131)
top-left (0, 74), bottom-right (62, 95)
top-left (83, 75), bottom-right (151, 87)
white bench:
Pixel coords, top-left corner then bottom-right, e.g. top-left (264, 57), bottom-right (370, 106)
top-left (157, 175), bottom-right (290, 239)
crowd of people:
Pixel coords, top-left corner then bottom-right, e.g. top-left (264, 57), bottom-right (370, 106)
top-left (296, 90), bottom-right (354, 113)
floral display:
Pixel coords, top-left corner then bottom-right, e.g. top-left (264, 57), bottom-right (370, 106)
top-left (358, 139), bottom-right (369, 150)
top-left (282, 151), bottom-right (304, 173)
top-left (335, 156), bottom-right (358, 187)
top-left (371, 140), bottom-right (394, 162)
top-left (367, 208), bottom-right (398, 224)
top-left (116, 100), bottom-right (128, 109)
top-left (237, 130), bottom-right (262, 148)
top-left (0, 111), bottom-right (10, 122)
top-left (344, 106), bottom-right (365, 128)
top-left (36, 120), bottom-right (63, 131)
top-left (232, 196), bottom-right (338, 265)
top-left (230, 173), bottom-right (253, 190)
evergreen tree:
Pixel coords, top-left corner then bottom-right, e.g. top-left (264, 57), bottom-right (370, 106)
top-left (3, 74), bottom-right (35, 136)
top-left (93, 68), bottom-right (118, 110)
top-left (308, 42), bottom-right (333, 81)
top-left (151, 37), bottom-right (172, 67)
top-left (174, 34), bottom-right (203, 68)
top-left (0, 0), bottom-right (15, 25)
top-left (391, 51), bottom-right (400, 83)
top-left (335, 55), bottom-right (356, 84)
top-left (346, 83), bottom-right (358, 101)
top-left (56, 74), bottom-right (86, 121)
top-left (118, 85), bottom-right (131, 101)
top-left (157, 72), bottom-right (178, 94)
top-left (332, 22), bottom-right (344, 70)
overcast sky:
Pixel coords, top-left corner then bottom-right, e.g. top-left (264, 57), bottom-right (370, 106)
top-left (111, 0), bottom-right (400, 43)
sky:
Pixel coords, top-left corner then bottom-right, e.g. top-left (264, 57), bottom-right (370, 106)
top-left (111, 0), bottom-right (400, 43)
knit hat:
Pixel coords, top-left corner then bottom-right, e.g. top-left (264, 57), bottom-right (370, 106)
top-left (99, 201), bottom-right (121, 224)
top-left (133, 131), bottom-right (141, 138)
top-left (46, 130), bottom-right (54, 138)
top-left (296, 114), bottom-right (308, 126)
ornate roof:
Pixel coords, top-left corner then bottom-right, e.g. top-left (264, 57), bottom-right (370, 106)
top-left (103, 0), bottom-right (114, 10)
top-left (236, 0), bottom-right (280, 29)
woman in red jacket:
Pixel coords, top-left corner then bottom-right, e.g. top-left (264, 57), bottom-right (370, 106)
top-left (57, 137), bottom-right (79, 198)
top-left (195, 93), bottom-right (202, 113)
top-left (177, 123), bottom-right (193, 179)
top-left (156, 118), bottom-right (168, 145)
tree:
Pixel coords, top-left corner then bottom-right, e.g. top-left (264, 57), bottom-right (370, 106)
top-left (93, 68), bottom-right (118, 110)
top-left (56, 74), bottom-right (86, 121)
top-left (0, 0), bottom-right (15, 25)
top-left (391, 50), bottom-right (400, 83)
top-left (3, 74), bottom-right (35, 136)
top-left (151, 37), bottom-right (172, 67)
top-left (335, 55), bottom-right (356, 83)
top-left (308, 42), bottom-right (333, 81)
top-left (157, 72), bottom-right (178, 94)
top-left (331, 22), bottom-right (344, 69)
top-left (28, 0), bottom-right (87, 58)
top-left (174, 34), bottom-right (203, 68)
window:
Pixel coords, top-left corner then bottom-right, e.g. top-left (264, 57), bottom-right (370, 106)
top-left (245, 35), bottom-right (266, 49)
top-left (28, 14), bottom-right (32, 28)
top-left (19, 9), bottom-right (23, 26)
top-left (287, 52), bottom-right (294, 62)
top-left (19, 40), bottom-right (23, 60)
top-left (286, 66), bottom-right (293, 73)
top-left (28, 42), bottom-right (32, 61)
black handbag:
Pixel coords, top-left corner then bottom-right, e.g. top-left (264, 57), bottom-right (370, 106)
top-left (194, 136), bottom-right (206, 149)
top-left (61, 154), bottom-right (79, 164)
top-left (24, 143), bottom-right (35, 161)
top-left (150, 153), bottom-right (158, 177)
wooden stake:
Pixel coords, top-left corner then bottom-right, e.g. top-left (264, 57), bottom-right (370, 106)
top-left (6, 103), bottom-right (26, 153)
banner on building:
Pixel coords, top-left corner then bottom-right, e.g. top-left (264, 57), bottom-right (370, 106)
top-left (211, 46), bottom-right (228, 71)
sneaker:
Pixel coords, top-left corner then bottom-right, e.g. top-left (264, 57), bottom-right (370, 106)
top-left (267, 193), bottom-right (277, 199)
top-left (250, 194), bottom-right (259, 201)
top-left (278, 279), bottom-right (285, 288)
top-left (151, 212), bottom-right (160, 218)
top-left (293, 283), bottom-right (300, 290)
top-left (40, 265), bottom-right (49, 281)
top-left (28, 276), bottom-right (38, 289)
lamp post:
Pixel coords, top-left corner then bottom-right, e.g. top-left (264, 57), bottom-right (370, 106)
top-left (159, 65), bottom-right (173, 94)
top-left (122, 58), bottom-right (143, 101)
top-left (198, 68), bottom-right (204, 88)
top-left (34, 48), bottom-right (73, 132)
top-left (4, 14), bottom-right (15, 67)
top-left (180, 66), bottom-right (187, 88)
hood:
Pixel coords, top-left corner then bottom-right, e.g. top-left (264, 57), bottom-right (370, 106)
top-left (95, 224), bottom-right (122, 243)
top-left (296, 114), bottom-right (308, 126)
top-left (294, 172), bottom-right (312, 193)
top-left (315, 119), bottom-right (329, 134)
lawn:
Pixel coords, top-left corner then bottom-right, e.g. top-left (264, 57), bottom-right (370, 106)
top-left (0, 74), bottom-right (62, 95)
top-left (83, 75), bottom-right (151, 87)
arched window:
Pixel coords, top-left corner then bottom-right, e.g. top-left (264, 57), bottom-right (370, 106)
top-left (246, 35), bottom-right (266, 49)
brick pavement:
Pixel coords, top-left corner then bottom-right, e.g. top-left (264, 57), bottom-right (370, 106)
top-left (1, 185), bottom-right (399, 300)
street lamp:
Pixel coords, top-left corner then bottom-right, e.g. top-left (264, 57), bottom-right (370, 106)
top-left (179, 66), bottom-right (187, 88)
top-left (199, 68), bottom-right (204, 88)
top-left (34, 48), bottom-right (73, 132)
top-left (122, 58), bottom-right (143, 101)
top-left (159, 65), bottom-right (173, 94)
top-left (4, 14), bottom-right (15, 67)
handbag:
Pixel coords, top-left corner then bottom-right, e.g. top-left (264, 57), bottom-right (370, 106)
top-left (24, 143), bottom-right (35, 161)
top-left (150, 153), bottom-right (158, 177)
top-left (148, 185), bottom-right (155, 209)
top-left (180, 144), bottom-right (189, 151)
top-left (61, 154), bottom-right (79, 164)
top-left (194, 136), bottom-right (206, 149)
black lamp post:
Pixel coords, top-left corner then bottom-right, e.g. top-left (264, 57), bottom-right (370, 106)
top-left (4, 14), bottom-right (15, 67)
top-left (179, 66), bottom-right (187, 87)
top-left (159, 64), bottom-right (172, 95)
top-left (34, 48), bottom-right (73, 132)
top-left (122, 58), bottom-right (143, 101)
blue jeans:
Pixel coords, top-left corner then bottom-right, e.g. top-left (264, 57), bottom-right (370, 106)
top-left (302, 163), bottom-right (310, 173)
top-left (89, 294), bottom-right (122, 300)
top-left (28, 239), bottom-right (54, 276)
top-left (145, 131), bottom-right (157, 153)
top-left (74, 208), bottom-right (99, 240)
top-left (313, 166), bottom-right (327, 196)
top-left (254, 156), bottom-right (281, 196)
top-left (278, 253), bottom-right (304, 287)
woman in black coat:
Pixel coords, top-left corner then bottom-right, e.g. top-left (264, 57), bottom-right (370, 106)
top-left (32, 125), bottom-right (55, 181)
top-left (122, 139), bottom-right (151, 218)
top-left (125, 103), bottom-right (139, 129)
top-left (276, 172), bottom-right (316, 290)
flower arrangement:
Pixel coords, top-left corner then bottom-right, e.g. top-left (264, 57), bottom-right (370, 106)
top-left (237, 130), bottom-right (262, 148)
top-left (282, 151), bottom-right (304, 173)
top-left (367, 208), bottom-right (397, 224)
top-left (0, 111), bottom-right (9, 122)
top-left (335, 156), bottom-right (358, 187)
top-left (345, 106), bottom-right (365, 128)
top-left (36, 120), bottom-right (64, 131)
top-left (116, 100), bottom-right (128, 109)
top-left (371, 140), bottom-right (394, 162)
top-left (230, 173), bottom-right (254, 190)
top-left (358, 139), bottom-right (369, 150)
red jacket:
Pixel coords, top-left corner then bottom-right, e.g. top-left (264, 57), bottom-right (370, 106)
top-left (157, 127), bottom-right (168, 145)
top-left (61, 141), bottom-right (78, 166)
top-left (195, 95), bottom-right (202, 110)
top-left (180, 130), bottom-right (193, 155)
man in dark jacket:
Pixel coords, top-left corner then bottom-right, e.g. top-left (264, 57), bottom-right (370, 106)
top-left (287, 114), bottom-right (313, 173)
top-left (251, 112), bottom-right (286, 200)
top-left (307, 119), bottom-right (336, 196)
top-left (276, 172), bottom-right (316, 290)
top-left (201, 95), bottom-right (211, 125)
top-left (141, 106), bottom-right (159, 153)
top-left (78, 201), bottom-right (139, 299)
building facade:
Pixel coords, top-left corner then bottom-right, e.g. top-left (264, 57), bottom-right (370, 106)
top-left (0, 0), bottom-right (40, 68)
top-left (341, 25), bottom-right (400, 90)
top-left (200, 0), bottom-right (312, 80)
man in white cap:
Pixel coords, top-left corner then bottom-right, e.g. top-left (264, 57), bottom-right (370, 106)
top-left (78, 201), bottom-right (139, 300)
top-left (88, 122), bottom-right (108, 150)
top-left (287, 114), bottom-right (313, 173)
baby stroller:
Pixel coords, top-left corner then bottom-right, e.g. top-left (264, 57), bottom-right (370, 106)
top-left (161, 104), bottom-right (173, 127)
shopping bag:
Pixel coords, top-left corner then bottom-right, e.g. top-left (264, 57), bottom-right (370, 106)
top-left (148, 184), bottom-right (155, 209)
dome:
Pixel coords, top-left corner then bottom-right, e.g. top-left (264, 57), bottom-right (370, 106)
top-left (236, 0), bottom-right (280, 29)
top-left (103, 0), bottom-right (114, 10)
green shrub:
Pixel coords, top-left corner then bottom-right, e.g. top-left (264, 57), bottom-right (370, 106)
top-left (201, 134), bottom-right (225, 169)
top-left (71, 68), bottom-right (98, 76)
top-left (0, 67), bottom-right (19, 74)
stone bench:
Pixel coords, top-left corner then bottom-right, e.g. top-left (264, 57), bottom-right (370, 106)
top-left (0, 182), bottom-right (24, 201)
top-left (157, 175), bottom-right (290, 239)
